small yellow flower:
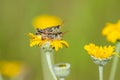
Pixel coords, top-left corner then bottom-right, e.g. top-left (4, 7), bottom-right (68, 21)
top-left (28, 33), bottom-right (69, 51)
top-left (33, 15), bottom-right (62, 29)
top-left (102, 20), bottom-right (120, 43)
top-left (84, 43), bottom-right (115, 59)
top-left (28, 15), bottom-right (69, 51)
top-left (1, 61), bottom-right (22, 77)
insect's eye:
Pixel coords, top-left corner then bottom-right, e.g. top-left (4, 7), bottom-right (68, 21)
top-left (36, 28), bottom-right (39, 31)
top-left (56, 25), bottom-right (60, 28)
top-left (36, 28), bottom-right (42, 33)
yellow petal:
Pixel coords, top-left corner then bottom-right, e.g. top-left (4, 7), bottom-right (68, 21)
top-left (84, 43), bottom-right (115, 59)
top-left (33, 15), bottom-right (63, 29)
top-left (60, 40), bottom-right (69, 48)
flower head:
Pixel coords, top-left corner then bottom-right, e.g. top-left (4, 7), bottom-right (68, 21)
top-left (84, 43), bottom-right (115, 65)
top-left (28, 33), bottom-right (69, 51)
top-left (33, 15), bottom-right (62, 29)
top-left (102, 20), bottom-right (120, 43)
top-left (1, 61), bottom-right (23, 77)
top-left (84, 43), bottom-right (115, 59)
top-left (28, 15), bottom-right (69, 51)
top-left (53, 63), bottom-right (71, 78)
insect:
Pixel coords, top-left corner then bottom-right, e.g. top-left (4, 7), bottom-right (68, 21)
top-left (35, 25), bottom-right (66, 40)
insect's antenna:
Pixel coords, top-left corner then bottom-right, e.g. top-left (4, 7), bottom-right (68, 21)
top-left (63, 31), bottom-right (69, 35)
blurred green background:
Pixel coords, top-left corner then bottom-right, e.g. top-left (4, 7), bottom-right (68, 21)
top-left (1, 0), bottom-right (120, 80)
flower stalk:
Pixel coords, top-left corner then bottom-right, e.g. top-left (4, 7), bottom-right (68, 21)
top-left (59, 78), bottom-right (65, 80)
top-left (41, 42), bottom-right (57, 80)
top-left (0, 73), bottom-right (3, 80)
top-left (109, 41), bottom-right (120, 80)
top-left (99, 65), bottom-right (103, 80)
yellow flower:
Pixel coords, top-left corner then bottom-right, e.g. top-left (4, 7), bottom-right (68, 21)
top-left (1, 61), bottom-right (22, 77)
top-left (84, 43), bottom-right (115, 59)
top-left (28, 15), bottom-right (69, 51)
top-left (28, 33), bottom-right (69, 51)
top-left (102, 20), bottom-right (120, 43)
top-left (33, 15), bottom-right (62, 29)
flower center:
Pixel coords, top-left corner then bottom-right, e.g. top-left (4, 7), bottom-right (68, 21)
top-left (58, 64), bottom-right (67, 68)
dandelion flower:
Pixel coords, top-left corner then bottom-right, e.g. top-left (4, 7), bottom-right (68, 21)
top-left (84, 43), bottom-right (115, 65)
top-left (28, 15), bottom-right (69, 51)
top-left (1, 62), bottom-right (22, 77)
top-left (84, 43), bottom-right (115, 59)
top-left (28, 33), bottom-right (69, 51)
top-left (102, 20), bottom-right (120, 43)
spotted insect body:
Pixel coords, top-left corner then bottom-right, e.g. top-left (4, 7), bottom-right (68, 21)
top-left (36, 26), bottom-right (63, 40)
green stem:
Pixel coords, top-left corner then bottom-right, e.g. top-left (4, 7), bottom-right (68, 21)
top-left (10, 76), bottom-right (25, 80)
top-left (41, 42), bottom-right (57, 80)
top-left (0, 74), bottom-right (3, 80)
top-left (109, 42), bottom-right (120, 80)
top-left (99, 65), bottom-right (103, 80)
top-left (59, 78), bottom-right (65, 80)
